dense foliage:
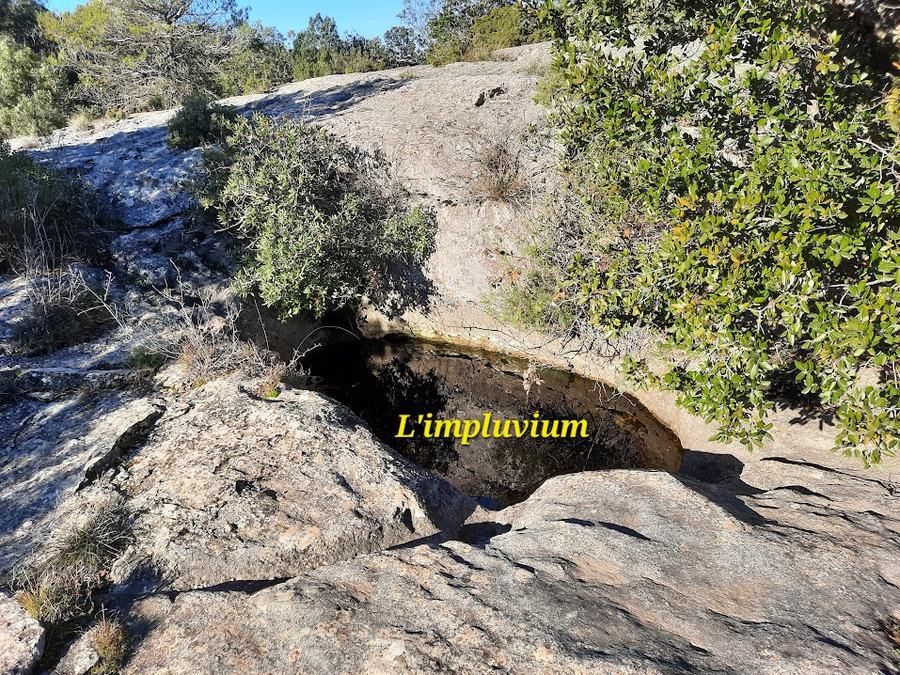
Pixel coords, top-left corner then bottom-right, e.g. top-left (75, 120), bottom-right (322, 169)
top-left (40, 0), bottom-right (245, 114)
top-left (167, 90), bottom-right (237, 149)
top-left (217, 22), bottom-right (292, 95)
top-left (523, 0), bottom-right (899, 463)
top-left (291, 14), bottom-right (377, 80)
top-left (198, 115), bottom-right (436, 318)
top-left (0, 35), bottom-right (63, 136)
top-left (426, 0), bottom-right (544, 64)
top-left (0, 0), bottom-right (534, 136)
top-left (0, 0), bottom-right (46, 49)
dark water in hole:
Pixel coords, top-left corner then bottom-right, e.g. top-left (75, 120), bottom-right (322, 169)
top-left (303, 338), bottom-right (682, 506)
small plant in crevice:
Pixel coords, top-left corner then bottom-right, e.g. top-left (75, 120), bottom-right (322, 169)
top-left (166, 90), bottom-right (237, 150)
top-left (91, 615), bottom-right (129, 675)
top-left (12, 501), bottom-right (133, 625)
top-left (197, 113), bottom-right (437, 320)
top-left (470, 131), bottom-right (528, 204)
top-left (885, 619), bottom-right (900, 658)
top-left (124, 346), bottom-right (168, 372)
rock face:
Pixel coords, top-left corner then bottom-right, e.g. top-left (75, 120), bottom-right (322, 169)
top-left (0, 592), bottom-right (44, 675)
top-left (107, 380), bottom-right (474, 590)
top-left (53, 623), bottom-right (103, 675)
top-left (15, 44), bottom-right (550, 231)
top-left (123, 469), bottom-right (900, 673)
top-left (0, 387), bottom-right (163, 578)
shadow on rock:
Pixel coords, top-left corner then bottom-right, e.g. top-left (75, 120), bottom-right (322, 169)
top-left (245, 78), bottom-right (411, 120)
top-left (676, 450), bottom-right (771, 526)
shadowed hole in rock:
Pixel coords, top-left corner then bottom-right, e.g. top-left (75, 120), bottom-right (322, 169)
top-left (303, 338), bottom-right (683, 506)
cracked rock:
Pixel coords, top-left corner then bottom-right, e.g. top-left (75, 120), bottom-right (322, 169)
top-left (124, 470), bottom-right (900, 673)
top-left (110, 379), bottom-right (475, 590)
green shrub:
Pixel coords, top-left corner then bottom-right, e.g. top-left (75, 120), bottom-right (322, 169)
top-left (167, 90), bottom-right (237, 150)
top-left (468, 5), bottom-right (524, 58)
top-left (426, 38), bottom-right (465, 66)
top-left (40, 0), bottom-right (238, 115)
top-left (0, 0), bottom-right (46, 49)
top-left (526, 0), bottom-right (899, 463)
top-left (0, 142), bottom-right (105, 272)
top-left (290, 14), bottom-right (395, 81)
top-left (0, 35), bottom-right (65, 137)
top-left (217, 22), bottom-right (293, 96)
top-left (426, 1), bottom-right (546, 65)
top-left (198, 114), bottom-right (436, 318)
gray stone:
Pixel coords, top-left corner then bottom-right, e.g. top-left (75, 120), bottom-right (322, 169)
top-left (124, 470), bottom-right (900, 673)
top-left (0, 591), bottom-right (44, 675)
top-left (53, 625), bottom-right (101, 675)
top-left (0, 394), bottom-right (163, 578)
top-left (110, 379), bottom-right (475, 590)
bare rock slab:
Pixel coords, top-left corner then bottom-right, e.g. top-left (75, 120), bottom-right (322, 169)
top-left (116, 380), bottom-right (475, 590)
top-left (0, 392), bottom-right (164, 578)
top-left (0, 592), bottom-right (44, 675)
top-left (125, 470), bottom-right (899, 673)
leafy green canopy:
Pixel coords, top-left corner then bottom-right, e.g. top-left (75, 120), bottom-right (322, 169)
top-left (291, 13), bottom-right (395, 81)
top-left (0, 0), bottom-right (46, 49)
top-left (532, 0), bottom-right (899, 463)
top-left (40, 0), bottom-right (245, 114)
top-left (0, 34), bottom-right (63, 136)
top-left (217, 22), bottom-right (292, 96)
top-left (198, 114), bottom-right (436, 318)
top-left (426, 1), bottom-right (545, 65)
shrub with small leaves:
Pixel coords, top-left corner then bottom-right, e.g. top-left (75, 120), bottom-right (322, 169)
top-left (166, 90), bottom-right (237, 150)
top-left (0, 35), bottom-right (65, 138)
top-left (198, 114), bottom-right (436, 318)
top-left (426, 1), bottom-right (545, 65)
top-left (524, 0), bottom-right (899, 463)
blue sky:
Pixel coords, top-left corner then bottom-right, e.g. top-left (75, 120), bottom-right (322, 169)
top-left (42, 0), bottom-right (407, 39)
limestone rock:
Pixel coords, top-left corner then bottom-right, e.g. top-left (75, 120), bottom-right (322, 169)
top-left (113, 380), bottom-right (475, 590)
top-left (0, 394), bottom-right (163, 577)
top-left (53, 625), bottom-right (102, 675)
top-left (14, 44), bottom-right (550, 227)
top-left (125, 470), bottom-right (900, 673)
top-left (0, 592), bottom-right (44, 675)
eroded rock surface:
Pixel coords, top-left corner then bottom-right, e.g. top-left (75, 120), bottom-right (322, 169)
top-left (102, 380), bottom-right (474, 590)
top-left (0, 390), bottom-right (163, 577)
top-left (123, 470), bottom-right (900, 674)
top-left (2, 43), bottom-right (898, 674)
top-left (0, 591), bottom-right (44, 675)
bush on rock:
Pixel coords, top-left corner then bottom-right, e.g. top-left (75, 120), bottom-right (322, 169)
top-left (519, 0), bottom-right (899, 463)
top-left (198, 114), bottom-right (436, 318)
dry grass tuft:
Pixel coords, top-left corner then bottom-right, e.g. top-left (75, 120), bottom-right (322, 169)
top-left (13, 501), bottom-right (132, 625)
top-left (471, 133), bottom-right (527, 204)
top-left (103, 275), bottom-right (308, 391)
top-left (91, 616), bottom-right (129, 674)
top-left (13, 267), bottom-right (115, 355)
top-left (69, 110), bottom-right (96, 132)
